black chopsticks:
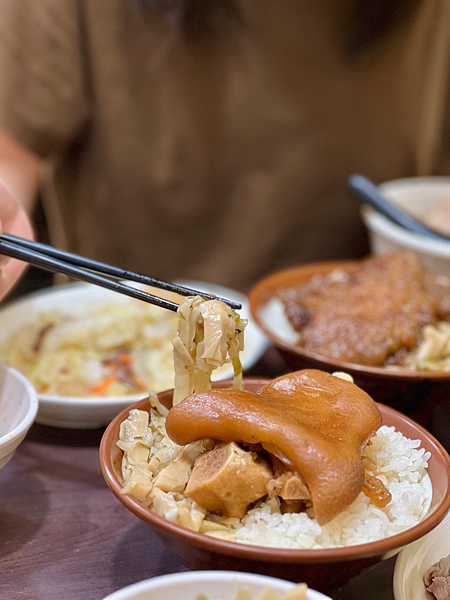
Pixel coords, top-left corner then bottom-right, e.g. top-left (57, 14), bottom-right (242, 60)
top-left (348, 174), bottom-right (450, 241)
top-left (0, 233), bottom-right (242, 312)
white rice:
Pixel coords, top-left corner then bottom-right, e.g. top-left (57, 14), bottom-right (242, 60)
top-left (232, 426), bottom-right (432, 549)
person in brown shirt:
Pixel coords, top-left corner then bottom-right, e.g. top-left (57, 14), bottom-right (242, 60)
top-left (0, 0), bottom-right (449, 297)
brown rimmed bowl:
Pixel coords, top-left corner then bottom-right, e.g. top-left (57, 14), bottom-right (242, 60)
top-left (248, 261), bottom-right (450, 427)
top-left (99, 379), bottom-right (450, 594)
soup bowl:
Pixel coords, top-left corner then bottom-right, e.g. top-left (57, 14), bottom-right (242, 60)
top-left (360, 176), bottom-right (450, 276)
top-left (0, 363), bottom-right (38, 470)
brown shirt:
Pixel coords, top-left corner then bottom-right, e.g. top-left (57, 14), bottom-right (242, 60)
top-left (0, 0), bottom-right (449, 287)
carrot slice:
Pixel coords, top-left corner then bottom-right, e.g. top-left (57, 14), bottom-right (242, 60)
top-left (90, 374), bottom-right (117, 393)
top-left (118, 353), bottom-right (133, 364)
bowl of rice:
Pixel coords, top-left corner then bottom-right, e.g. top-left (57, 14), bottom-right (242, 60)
top-left (247, 252), bottom-right (450, 419)
top-left (100, 378), bottom-right (450, 594)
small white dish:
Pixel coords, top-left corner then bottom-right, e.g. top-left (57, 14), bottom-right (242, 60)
top-left (393, 511), bottom-right (450, 600)
top-left (0, 281), bottom-right (268, 429)
top-left (361, 177), bottom-right (450, 275)
top-left (0, 363), bottom-right (38, 470)
top-left (102, 570), bottom-right (331, 600)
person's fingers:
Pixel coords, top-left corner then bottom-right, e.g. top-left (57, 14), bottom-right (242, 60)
top-left (0, 182), bottom-right (34, 299)
top-left (0, 180), bottom-right (19, 266)
top-left (0, 207), bottom-right (34, 299)
top-left (0, 179), bottom-right (21, 221)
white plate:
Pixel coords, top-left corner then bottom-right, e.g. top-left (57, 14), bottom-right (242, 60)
top-left (0, 281), bottom-right (268, 429)
top-left (102, 570), bottom-right (331, 600)
top-left (393, 511), bottom-right (450, 600)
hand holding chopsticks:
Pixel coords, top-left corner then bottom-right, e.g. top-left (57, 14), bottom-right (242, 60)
top-left (0, 233), bottom-right (242, 312)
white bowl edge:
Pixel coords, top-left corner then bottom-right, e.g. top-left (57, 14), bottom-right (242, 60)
top-left (102, 571), bottom-right (331, 600)
top-left (360, 176), bottom-right (450, 276)
top-left (393, 511), bottom-right (450, 600)
top-left (0, 364), bottom-right (39, 467)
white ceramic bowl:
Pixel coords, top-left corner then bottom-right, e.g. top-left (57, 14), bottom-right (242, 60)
top-left (393, 511), bottom-right (450, 600)
top-left (360, 177), bottom-right (450, 275)
top-left (102, 571), bottom-right (331, 600)
top-left (0, 281), bottom-right (268, 429)
top-left (0, 363), bottom-right (38, 470)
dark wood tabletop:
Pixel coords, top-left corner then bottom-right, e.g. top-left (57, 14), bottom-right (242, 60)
top-left (1, 345), bottom-right (425, 600)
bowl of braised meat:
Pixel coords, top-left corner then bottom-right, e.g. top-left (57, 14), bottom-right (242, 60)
top-left (100, 372), bottom-right (450, 594)
top-left (248, 252), bottom-right (450, 418)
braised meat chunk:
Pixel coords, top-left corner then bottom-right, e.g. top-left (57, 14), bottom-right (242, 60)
top-left (166, 369), bottom-right (382, 525)
top-left (280, 252), bottom-right (442, 366)
top-left (424, 556), bottom-right (450, 600)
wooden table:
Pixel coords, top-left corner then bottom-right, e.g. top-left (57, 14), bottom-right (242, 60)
top-left (0, 345), bottom-right (447, 600)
